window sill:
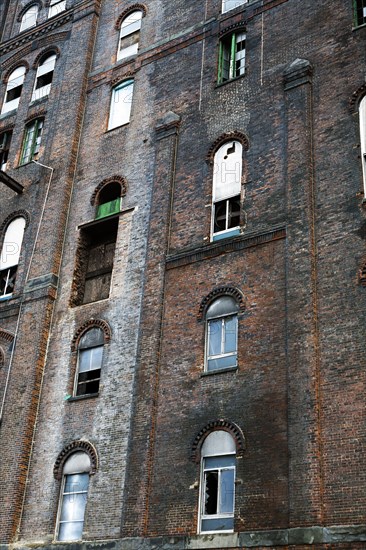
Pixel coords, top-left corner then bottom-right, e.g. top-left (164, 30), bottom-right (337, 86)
top-left (105, 122), bottom-right (130, 133)
top-left (0, 109), bottom-right (17, 120)
top-left (67, 393), bottom-right (99, 402)
top-left (215, 74), bottom-right (246, 88)
top-left (352, 22), bottom-right (366, 31)
top-left (29, 96), bottom-right (49, 108)
top-left (201, 366), bottom-right (238, 377)
top-left (0, 294), bottom-right (13, 302)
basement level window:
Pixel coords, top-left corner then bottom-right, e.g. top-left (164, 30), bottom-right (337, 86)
top-left (354, 0), bottom-right (366, 26)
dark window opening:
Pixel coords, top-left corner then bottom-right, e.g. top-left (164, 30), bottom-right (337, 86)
top-left (0, 131), bottom-right (12, 171)
top-left (96, 183), bottom-right (122, 219)
top-left (20, 118), bottom-right (44, 165)
top-left (355, 0), bottom-right (366, 25)
top-left (218, 32), bottom-right (246, 84)
top-left (0, 266), bottom-right (17, 297)
top-left (35, 71), bottom-right (53, 90)
top-left (6, 85), bottom-right (22, 103)
top-left (205, 472), bottom-right (219, 515)
top-left (213, 195), bottom-right (240, 234)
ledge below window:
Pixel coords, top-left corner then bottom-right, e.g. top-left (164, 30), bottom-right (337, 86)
top-left (201, 366), bottom-right (238, 377)
top-left (67, 393), bottom-right (99, 402)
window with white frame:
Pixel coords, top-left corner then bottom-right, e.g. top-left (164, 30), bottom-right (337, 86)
top-left (205, 296), bottom-right (238, 372)
top-left (212, 140), bottom-right (242, 241)
top-left (222, 0), bottom-right (247, 13)
top-left (48, 0), bottom-right (66, 18)
top-left (218, 32), bottom-right (246, 84)
top-left (359, 96), bottom-right (366, 195)
top-left (0, 217), bottom-right (26, 299)
top-left (117, 10), bottom-right (143, 61)
top-left (108, 80), bottom-right (134, 130)
top-left (75, 328), bottom-right (104, 396)
top-left (1, 66), bottom-right (26, 115)
top-left (199, 431), bottom-right (236, 533)
top-left (0, 131), bottom-right (12, 171)
top-left (20, 118), bottom-right (44, 165)
top-left (31, 54), bottom-right (56, 102)
top-left (56, 452), bottom-right (91, 541)
top-left (20, 5), bottom-right (39, 32)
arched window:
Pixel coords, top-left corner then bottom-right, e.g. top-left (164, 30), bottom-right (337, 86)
top-left (212, 140), bottom-right (242, 241)
top-left (199, 431), bottom-right (236, 533)
top-left (31, 53), bottom-right (57, 102)
top-left (75, 327), bottom-right (104, 396)
top-left (359, 96), bottom-right (366, 195)
top-left (0, 217), bottom-right (26, 298)
top-left (20, 5), bottom-right (38, 32)
top-left (108, 79), bottom-right (134, 130)
top-left (56, 451), bottom-right (91, 541)
top-left (117, 10), bottom-right (143, 61)
top-left (1, 66), bottom-right (26, 115)
top-left (222, 0), bottom-right (247, 13)
top-left (48, 0), bottom-right (66, 18)
top-left (95, 181), bottom-right (122, 219)
top-left (205, 296), bottom-right (239, 372)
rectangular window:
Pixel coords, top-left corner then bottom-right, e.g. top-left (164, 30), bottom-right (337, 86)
top-left (57, 473), bottom-right (89, 541)
top-left (218, 33), bottom-right (246, 84)
top-left (0, 131), bottom-right (12, 171)
top-left (48, 0), bottom-right (66, 18)
top-left (108, 80), bottom-right (134, 130)
top-left (212, 195), bottom-right (241, 241)
top-left (0, 266), bottom-right (17, 298)
top-left (76, 346), bottom-right (103, 396)
top-left (222, 0), bottom-right (247, 13)
top-left (20, 119), bottom-right (44, 165)
top-left (200, 455), bottom-right (235, 533)
top-left (207, 315), bottom-right (237, 371)
top-left (355, 0), bottom-right (366, 26)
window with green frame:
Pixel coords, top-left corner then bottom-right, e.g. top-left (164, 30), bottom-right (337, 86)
top-left (354, 0), bottom-right (366, 26)
top-left (20, 118), bottom-right (44, 165)
top-left (218, 32), bottom-right (246, 84)
top-left (95, 181), bottom-right (122, 220)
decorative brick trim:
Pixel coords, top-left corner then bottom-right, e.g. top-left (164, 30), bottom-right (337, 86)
top-left (53, 440), bottom-right (98, 480)
top-left (350, 83), bottom-right (366, 111)
top-left (359, 263), bottom-right (366, 286)
top-left (0, 210), bottom-right (30, 232)
top-left (219, 21), bottom-right (246, 37)
top-left (206, 131), bottom-right (249, 164)
top-left (71, 319), bottom-right (111, 352)
top-left (111, 73), bottom-right (135, 87)
top-left (191, 420), bottom-right (246, 463)
top-left (197, 285), bottom-right (244, 321)
top-left (17, 1), bottom-right (43, 22)
top-left (2, 62), bottom-right (29, 84)
top-left (0, 122), bottom-right (15, 134)
top-left (90, 175), bottom-right (128, 206)
top-left (115, 4), bottom-right (147, 29)
top-left (24, 108), bottom-right (46, 123)
top-left (0, 329), bottom-right (15, 344)
top-left (32, 45), bottom-right (61, 68)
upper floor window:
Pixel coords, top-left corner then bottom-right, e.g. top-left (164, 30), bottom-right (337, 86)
top-left (205, 296), bottom-right (238, 372)
top-left (1, 66), bottom-right (26, 115)
top-left (96, 181), bottom-right (122, 219)
top-left (354, 0), bottom-right (366, 26)
top-left (0, 131), bottom-right (12, 171)
top-left (117, 10), bottom-right (143, 61)
top-left (0, 217), bottom-right (26, 299)
top-left (20, 118), bottom-right (44, 165)
top-left (199, 431), bottom-right (236, 533)
top-left (20, 5), bottom-right (39, 32)
top-left (75, 327), bottom-right (104, 396)
top-left (56, 451), bottom-right (91, 541)
top-left (31, 54), bottom-right (57, 102)
top-left (359, 96), bottom-right (366, 195)
top-left (108, 80), bottom-right (134, 130)
top-left (218, 32), bottom-right (246, 84)
top-left (222, 0), bottom-right (247, 13)
top-left (211, 140), bottom-right (242, 241)
top-left (48, 0), bottom-right (66, 18)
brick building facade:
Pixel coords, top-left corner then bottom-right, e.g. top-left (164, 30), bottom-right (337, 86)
top-left (0, 1), bottom-right (366, 549)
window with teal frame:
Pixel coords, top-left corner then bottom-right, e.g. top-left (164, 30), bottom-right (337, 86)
top-left (218, 32), bottom-right (246, 84)
top-left (354, 0), bottom-right (366, 26)
top-left (95, 181), bottom-right (122, 219)
top-left (20, 118), bottom-right (44, 165)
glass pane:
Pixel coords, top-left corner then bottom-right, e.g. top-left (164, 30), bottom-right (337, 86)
top-left (206, 297), bottom-right (238, 319)
top-left (108, 81), bottom-right (134, 129)
top-left (224, 316), bottom-right (237, 353)
top-left (205, 455), bottom-right (235, 469)
top-left (58, 520), bottom-right (84, 541)
top-left (204, 471), bottom-right (218, 515)
top-left (90, 346), bottom-right (103, 369)
top-left (78, 349), bottom-right (91, 373)
top-left (201, 517), bottom-right (234, 532)
top-left (220, 469), bottom-right (235, 513)
top-left (60, 493), bottom-right (87, 522)
top-left (208, 320), bottom-right (222, 357)
top-left (64, 473), bottom-right (89, 493)
top-left (208, 354), bottom-right (236, 371)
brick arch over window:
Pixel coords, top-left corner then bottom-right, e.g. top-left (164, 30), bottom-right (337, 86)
top-left (32, 46), bottom-right (60, 68)
top-left (206, 131), bottom-right (249, 164)
top-left (350, 84), bottom-right (366, 112)
top-left (2, 63), bottom-right (29, 85)
top-left (0, 329), bottom-right (15, 344)
top-left (0, 210), bottom-right (30, 233)
top-left (17, 0), bottom-right (43, 22)
top-left (197, 285), bottom-right (244, 321)
top-left (90, 176), bottom-right (128, 206)
top-left (71, 319), bottom-right (111, 352)
top-left (219, 21), bottom-right (246, 38)
top-left (115, 3), bottom-right (147, 29)
top-left (53, 440), bottom-right (98, 480)
top-left (191, 420), bottom-right (245, 463)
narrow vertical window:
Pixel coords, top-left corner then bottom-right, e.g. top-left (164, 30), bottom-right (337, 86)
top-left (205, 296), bottom-right (239, 372)
top-left (117, 10), bottom-right (143, 61)
top-left (31, 54), bottom-right (57, 102)
top-left (20, 118), bottom-right (44, 165)
top-left (95, 182), bottom-right (122, 219)
top-left (20, 5), bottom-right (39, 32)
top-left (199, 431), bottom-right (236, 533)
top-left (108, 80), bottom-right (134, 130)
top-left (218, 32), bottom-right (246, 84)
top-left (354, 0), bottom-right (366, 26)
top-left (0, 217), bottom-right (26, 299)
top-left (0, 131), bottom-right (12, 171)
top-left (56, 452), bottom-right (91, 541)
top-left (48, 0), bottom-right (66, 18)
top-left (1, 67), bottom-right (26, 115)
top-left (75, 328), bottom-right (104, 396)
top-left (359, 96), bottom-right (366, 195)
top-left (212, 140), bottom-right (242, 241)
top-left (222, 0), bottom-right (247, 13)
